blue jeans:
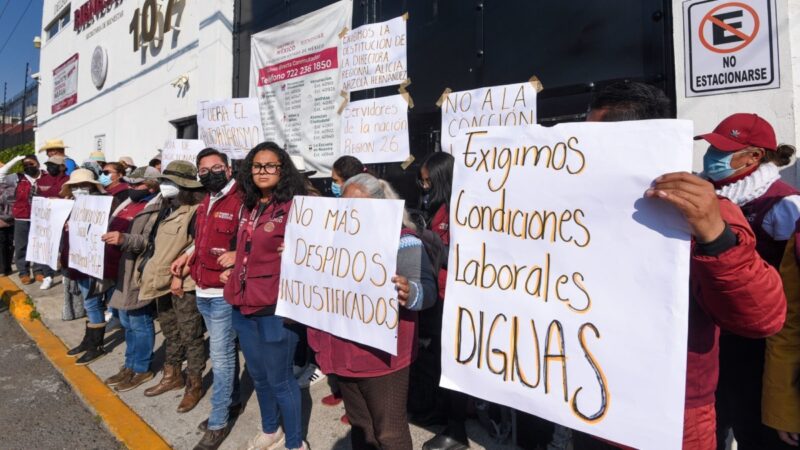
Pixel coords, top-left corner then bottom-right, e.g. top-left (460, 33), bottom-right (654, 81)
top-left (119, 305), bottom-right (155, 373)
top-left (196, 296), bottom-right (240, 431)
top-left (76, 278), bottom-right (113, 324)
top-left (232, 310), bottom-right (302, 448)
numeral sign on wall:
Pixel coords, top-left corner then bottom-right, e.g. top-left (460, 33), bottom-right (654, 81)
top-left (128, 0), bottom-right (183, 51)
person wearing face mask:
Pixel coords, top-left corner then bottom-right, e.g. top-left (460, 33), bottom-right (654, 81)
top-left (38, 139), bottom-right (78, 175)
top-left (169, 148), bottom-right (243, 450)
top-left (331, 155), bottom-right (366, 197)
top-left (58, 169), bottom-right (115, 365)
top-left (137, 161), bottom-right (207, 414)
top-left (0, 155), bottom-right (41, 284)
top-left (695, 114), bottom-right (800, 450)
top-left (99, 162), bottom-right (130, 205)
top-left (32, 155), bottom-right (69, 289)
top-left (101, 167), bottom-right (164, 392)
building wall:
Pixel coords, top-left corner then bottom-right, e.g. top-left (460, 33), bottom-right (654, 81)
top-left (36, 0), bottom-right (234, 166)
top-left (672, 0), bottom-right (798, 186)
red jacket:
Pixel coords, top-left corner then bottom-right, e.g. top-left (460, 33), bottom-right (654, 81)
top-left (36, 173), bottom-right (68, 198)
top-left (11, 174), bottom-right (36, 219)
top-left (430, 204), bottom-right (449, 300)
top-left (224, 200), bottom-right (290, 314)
top-left (190, 183), bottom-right (243, 289)
top-left (686, 197), bottom-right (786, 409)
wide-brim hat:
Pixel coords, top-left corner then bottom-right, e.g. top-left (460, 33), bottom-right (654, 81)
top-left (38, 139), bottom-right (68, 153)
top-left (59, 168), bottom-right (106, 197)
top-left (158, 160), bottom-right (202, 189)
top-left (124, 166), bottom-right (160, 183)
top-left (89, 151), bottom-right (106, 162)
top-left (290, 155), bottom-right (317, 177)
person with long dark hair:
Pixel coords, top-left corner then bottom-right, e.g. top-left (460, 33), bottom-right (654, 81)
top-left (222, 142), bottom-right (308, 450)
top-left (330, 155), bottom-right (366, 197)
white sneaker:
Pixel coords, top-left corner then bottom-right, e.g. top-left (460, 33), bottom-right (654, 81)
top-left (298, 364), bottom-right (325, 389)
top-left (246, 428), bottom-right (285, 450)
top-left (40, 276), bottom-right (53, 290)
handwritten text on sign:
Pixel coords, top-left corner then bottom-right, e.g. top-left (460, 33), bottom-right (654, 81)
top-left (68, 195), bottom-right (113, 279)
top-left (341, 16), bottom-right (408, 92)
top-left (26, 198), bottom-right (74, 269)
top-left (441, 121), bottom-right (693, 450)
top-left (441, 82), bottom-right (537, 154)
top-left (198, 98), bottom-right (265, 160)
top-left (277, 196), bottom-right (403, 355)
top-left (162, 139), bottom-right (206, 171)
top-left (341, 95), bottom-right (409, 164)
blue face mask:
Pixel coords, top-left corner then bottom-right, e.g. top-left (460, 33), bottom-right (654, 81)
top-left (98, 173), bottom-right (113, 187)
top-left (703, 148), bottom-right (742, 182)
top-left (331, 182), bottom-right (342, 197)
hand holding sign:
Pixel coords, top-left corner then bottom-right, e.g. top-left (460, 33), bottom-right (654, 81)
top-left (101, 231), bottom-right (125, 246)
top-left (645, 172), bottom-right (725, 243)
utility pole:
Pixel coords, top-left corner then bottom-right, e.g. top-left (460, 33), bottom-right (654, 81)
top-left (20, 62), bottom-right (29, 145)
top-left (1, 82), bottom-right (6, 151)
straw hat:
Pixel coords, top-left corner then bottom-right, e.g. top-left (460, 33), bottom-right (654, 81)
top-left (290, 155), bottom-right (317, 177)
top-left (59, 168), bottom-right (106, 197)
top-left (89, 151), bottom-right (106, 162)
top-left (158, 160), bottom-right (202, 189)
top-left (38, 139), bottom-right (68, 153)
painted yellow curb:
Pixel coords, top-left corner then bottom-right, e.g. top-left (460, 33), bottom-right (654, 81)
top-left (0, 276), bottom-right (171, 450)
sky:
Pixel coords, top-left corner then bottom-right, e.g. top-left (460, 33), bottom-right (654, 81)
top-left (0, 0), bottom-right (44, 98)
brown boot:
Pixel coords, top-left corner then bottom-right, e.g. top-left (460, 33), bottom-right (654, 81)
top-left (177, 373), bottom-right (203, 413)
top-left (144, 365), bottom-right (184, 397)
top-left (105, 367), bottom-right (134, 386)
top-left (115, 371), bottom-right (154, 392)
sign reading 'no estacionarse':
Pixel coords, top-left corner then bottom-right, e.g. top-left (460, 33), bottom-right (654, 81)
top-left (683, 0), bottom-right (780, 97)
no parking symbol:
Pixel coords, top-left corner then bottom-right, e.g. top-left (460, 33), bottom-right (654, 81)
top-left (684, 0), bottom-right (779, 97)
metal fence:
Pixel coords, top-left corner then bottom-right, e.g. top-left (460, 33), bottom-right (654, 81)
top-left (0, 82), bottom-right (38, 151)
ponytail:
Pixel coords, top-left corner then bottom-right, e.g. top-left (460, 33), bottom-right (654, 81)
top-left (762, 144), bottom-right (796, 167)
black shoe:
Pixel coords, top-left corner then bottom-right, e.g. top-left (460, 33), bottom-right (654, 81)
top-left (410, 409), bottom-right (447, 427)
top-left (193, 423), bottom-right (232, 450)
top-left (197, 403), bottom-right (243, 432)
top-left (67, 323), bottom-right (91, 357)
top-left (422, 433), bottom-right (469, 450)
top-left (75, 324), bottom-right (107, 365)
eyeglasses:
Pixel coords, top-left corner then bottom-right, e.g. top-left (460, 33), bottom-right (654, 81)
top-left (251, 163), bottom-right (282, 175)
top-left (198, 164), bottom-right (226, 176)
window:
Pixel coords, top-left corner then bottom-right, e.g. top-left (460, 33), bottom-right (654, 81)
top-left (45, 7), bottom-right (71, 42)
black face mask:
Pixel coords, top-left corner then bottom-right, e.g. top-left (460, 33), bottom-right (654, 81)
top-left (128, 189), bottom-right (151, 202)
top-left (199, 170), bottom-right (229, 193)
top-left (46, 165), bottom-right (60, 177)
top-left (23, 166), bottom-right (39, 177)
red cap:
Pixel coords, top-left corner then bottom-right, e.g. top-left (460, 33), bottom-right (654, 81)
top-left (694, 113), bottom-right (777, 152)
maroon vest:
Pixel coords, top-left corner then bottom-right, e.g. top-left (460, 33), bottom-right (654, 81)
top-left (741, 180), bottom-right (800, 268)
top-left (190, 183), bottom-right (243, 289)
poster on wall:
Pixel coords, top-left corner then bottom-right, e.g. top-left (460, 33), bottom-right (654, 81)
top-left (440, 120), bottom-right (693, 450)
top-left (198, 98), bottom-right (266, 160)
top-left (440, 81), bottom-right (537, 154)
top-left (52, 53), bottom-right (79, 114)
top-left (341, 15), bottom-right (408, 92)
top-left (340, 95), bottom-right (409, 164)
top-left (683, 0), bottom-right (780, 97)
top-left (26, 198), bottom-right (74, 270)
top-left (249, 0), bottom-right (353, 177)
top-left (162, 139), bottom-right (206, 169)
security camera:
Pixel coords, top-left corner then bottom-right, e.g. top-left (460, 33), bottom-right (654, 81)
top-left (31, 72), bottom-right (40, 81)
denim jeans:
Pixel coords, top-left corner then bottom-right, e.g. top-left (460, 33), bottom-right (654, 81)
top-left (118, 304), bottom-right (155, 373)
top-left (196, 296), bottom-right (240, 431)
top-left (76, 278), bottom-right (113, 324)
top-left (232, 310), bottom-right (302, 448)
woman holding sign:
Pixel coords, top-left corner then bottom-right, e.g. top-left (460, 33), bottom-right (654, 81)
top-left (309, 173), bottom-right (437, 450)
top-left (222, 142), bottom-right (309, 450)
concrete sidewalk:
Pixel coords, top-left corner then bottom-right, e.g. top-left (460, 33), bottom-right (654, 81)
top-left (11, 272), bottom-right (515, 450)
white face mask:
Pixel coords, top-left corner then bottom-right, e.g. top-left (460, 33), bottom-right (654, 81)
top-left (71, 188), bottom-right (90, 197)
top-left (160, 182), bottom-right (180, 199)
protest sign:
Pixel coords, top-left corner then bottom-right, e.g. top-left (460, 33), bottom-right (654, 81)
top-left (68, 195), bottom-right (113, 279)
top-left (26, 197), bottom-right (74, 269)
top-left (198, 98), bottom-right (265, 160)
top-left (340, 95), bottom-right (409, 164)
top-left (277, 196), bottom-right (404, 355)
top-left (250, 0), bottom-right (352, 177)
top-left (440, 120), bottom-right (693, 450)
top-left (341, 16), bottom-right (408, 92)
top-left (162, 139), bottom-right (206, 170)
top-left (440, 82), bottom-right (537, 154)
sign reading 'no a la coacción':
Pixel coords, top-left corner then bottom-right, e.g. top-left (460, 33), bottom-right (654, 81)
top-left (684, 0), bottom-right (779, 97)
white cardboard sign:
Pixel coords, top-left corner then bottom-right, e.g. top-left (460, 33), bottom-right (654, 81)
top-left (198, 98), bottom-right (265, 160)
top-left (162, 139), bottom-right (206, 171)
top-left (277, 196), bottom-right (404, 355)
top-left (26, 197), bottom-right (74, 269)
top-left (441, 82), bottom-right (537, 154)
top-left (441, 120), bottom-right (693, 450)
top-left (340, 95), bottom-right (410, 164)
top-left (341, 16), bottom-right (408, 92)
top-left (68, 195), bottom-right (113, 279)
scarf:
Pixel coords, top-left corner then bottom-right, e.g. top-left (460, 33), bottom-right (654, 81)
top-left (714, 163), bottom-right (781, 206)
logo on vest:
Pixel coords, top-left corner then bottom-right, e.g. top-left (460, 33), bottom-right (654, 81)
top-left (215, 212), bottom-right (234, 220)
top-left (264, 222), bottom-right (275, 233)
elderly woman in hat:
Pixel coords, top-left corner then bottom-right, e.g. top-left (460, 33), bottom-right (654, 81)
top-left (137, 161), bottom-right (208, 413)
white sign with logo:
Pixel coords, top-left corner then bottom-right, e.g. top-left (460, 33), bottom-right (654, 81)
top-left (684, 0), bottom-right (779, 96)
top-left (340, 95), bottom-right (410, 164)
top-left (68, 195), bottom-right (113, 279)
top-left (198, 98), bottom-right (265, 161)
top-left (277, 196), bottom-right (403, 355)
top-left (52, 53), bottom-right (79, 114)
top-left (26, 198), bottom-right (74, 269)
top-left (441, 120), bottom-right (693, 450)
top-left (162, 139), bottom-right (206, 170)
